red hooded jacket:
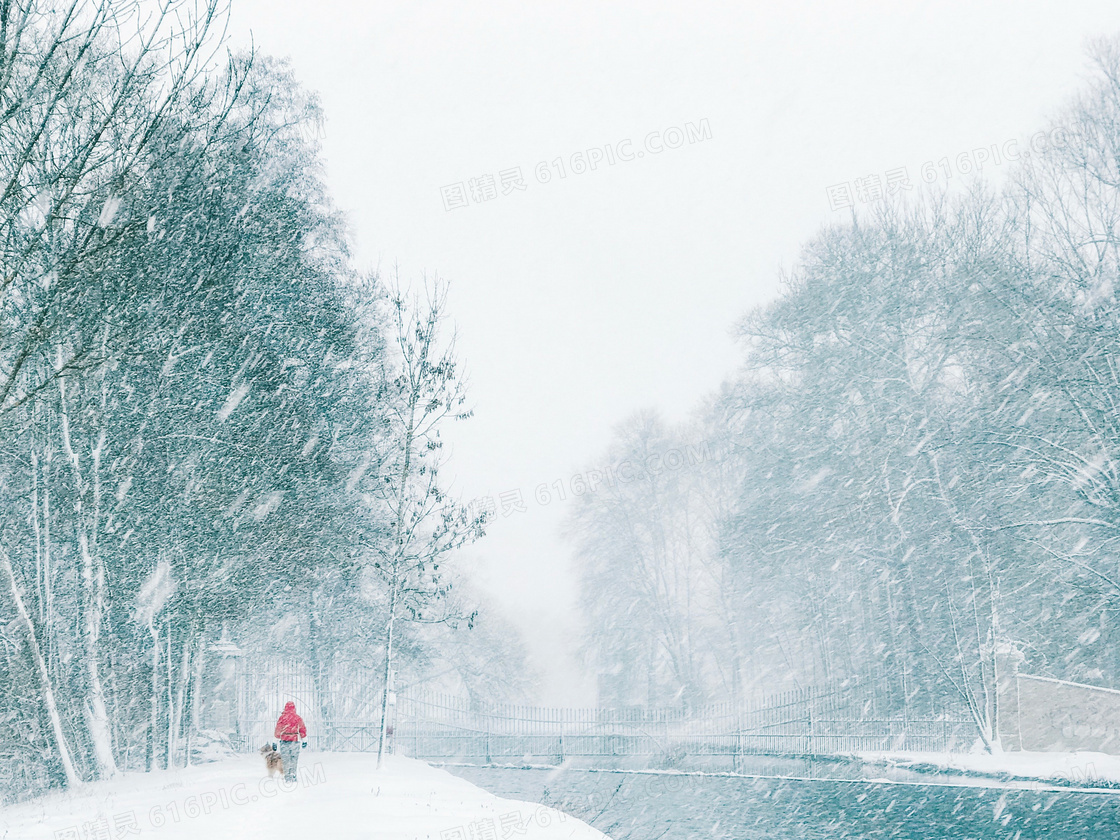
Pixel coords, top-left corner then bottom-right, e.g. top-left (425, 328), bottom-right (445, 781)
top-left (274, 701), bottom-right (307, 742)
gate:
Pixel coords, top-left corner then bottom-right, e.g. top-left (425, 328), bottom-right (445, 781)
top-left (233, 658), bottom-right (384, 752)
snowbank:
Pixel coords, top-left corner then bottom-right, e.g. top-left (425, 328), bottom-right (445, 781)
top-left (857, 749), bottom-right (1120, 787)
top-left (0, 753), bottom-right (612, 840)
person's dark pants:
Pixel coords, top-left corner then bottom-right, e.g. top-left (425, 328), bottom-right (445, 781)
top-left (278, 739), bottom-right (300, 782)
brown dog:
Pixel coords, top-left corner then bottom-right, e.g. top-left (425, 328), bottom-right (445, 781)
top-left (260, 743), bottom-right (284, 778)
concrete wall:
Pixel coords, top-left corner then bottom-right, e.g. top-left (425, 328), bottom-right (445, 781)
top-left (1002, 674), bottom-right (1120, 755)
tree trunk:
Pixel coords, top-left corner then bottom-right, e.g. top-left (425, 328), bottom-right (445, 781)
top-left (59, 377), bottom-right (117, 778)
top-left (376, 587), bottom-right (398, 769)
top-left (1, 549), bottom-right (80, 787)
top-left (80, 530), bottom-right (117, 778)
top-left (172, 629), bottom-right (193, 769)
top-left (309, 587), bottom-right (334, 727)
top-left (149, 622), bottom-right (161, 772)
top-left (187, 628), bottom-right (208, 767)
top-left (166, 621), bottom-right (175, 770)
top-left (41, 439), bottom-right (55, 677)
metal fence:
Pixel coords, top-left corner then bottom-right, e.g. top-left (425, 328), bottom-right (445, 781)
top-left (393, 686), bottom-right (970, 764)
top-left (232, 658), bottom-right (386, 752)
top-left (230, 660), bottom-right (971, 762)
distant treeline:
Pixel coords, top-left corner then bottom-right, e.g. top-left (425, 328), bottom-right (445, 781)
top-left (570, 37), bottom-right (1120, 753)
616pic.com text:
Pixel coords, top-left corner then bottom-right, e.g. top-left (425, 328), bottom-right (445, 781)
top-left (440, 119), bottom-right (713, 211)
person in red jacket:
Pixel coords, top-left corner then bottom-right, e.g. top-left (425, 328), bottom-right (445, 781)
top-left (273, 701), bottom-right (307, 781)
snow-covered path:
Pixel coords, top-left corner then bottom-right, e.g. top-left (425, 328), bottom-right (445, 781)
top-left (0, 754), bottom-right (611, 840)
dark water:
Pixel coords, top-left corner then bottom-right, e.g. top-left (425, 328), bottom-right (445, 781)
top-left (444, 764), bottom-right (1120, 839)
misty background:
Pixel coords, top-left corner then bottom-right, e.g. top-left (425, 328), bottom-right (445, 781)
top-left (224, 1), bottom-right (1120, 703)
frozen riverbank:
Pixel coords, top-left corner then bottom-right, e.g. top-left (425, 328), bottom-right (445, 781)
top-left (446, 762), bottom-right (1120, 839)
top-left (855, 749), bottom-right (1120, 788)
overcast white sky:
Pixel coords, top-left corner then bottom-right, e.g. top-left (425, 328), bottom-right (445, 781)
top-left (227, 1), bottom-right (1120, 704)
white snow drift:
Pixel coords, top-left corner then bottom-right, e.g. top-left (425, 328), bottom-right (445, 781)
top-left (0, 753), bottom-right (611, 840)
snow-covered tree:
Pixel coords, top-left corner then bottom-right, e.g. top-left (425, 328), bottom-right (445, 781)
top-left (354, 278), bottom-right (485, 766)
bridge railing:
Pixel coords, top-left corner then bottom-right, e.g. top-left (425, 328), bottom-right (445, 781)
top-left (229, 662), bottom-right (972, 762)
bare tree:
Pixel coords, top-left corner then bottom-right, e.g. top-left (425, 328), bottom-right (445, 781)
top-left (359, 277), bottom-right (484, 767)
top-left (0, 1), bottom-right (245, 419)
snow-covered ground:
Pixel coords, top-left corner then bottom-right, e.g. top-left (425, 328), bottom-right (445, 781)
top-left (0, 753), bottom-right (611, 840)
top-left (857, 749), bottom-right (1120, 787)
